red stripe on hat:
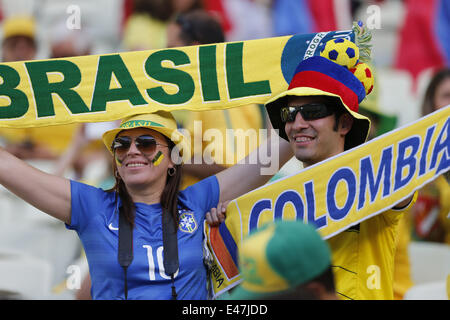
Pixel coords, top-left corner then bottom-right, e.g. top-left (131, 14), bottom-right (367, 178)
top-left (209, 227), bottom-right (239, 279)
top-left (288, 70), bottom-right (359, 112)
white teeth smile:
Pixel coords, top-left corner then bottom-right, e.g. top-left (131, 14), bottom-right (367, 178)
top-left (295, 137), bottom-right (313, 142)
top-left (126, 163), bottom-right (146, 167)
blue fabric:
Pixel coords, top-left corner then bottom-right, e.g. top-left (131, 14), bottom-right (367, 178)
top-left (67, 175), bottom-right (220, 300)
top-left (294, 56), bottom-right (366, 103)
top-left (272, 0), bottom-right (315, 36)
top-left (280, 32), bottom-right (356, 85)
top-left (435, 0), bottom-right (450, 65)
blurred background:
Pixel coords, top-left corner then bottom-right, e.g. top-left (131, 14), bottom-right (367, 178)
top-left (0, 0), bottom-right (448, 300)
top-left (0, 0), bottom-right (446, 125)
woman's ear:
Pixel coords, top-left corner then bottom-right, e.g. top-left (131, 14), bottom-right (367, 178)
top-left (339, 113), bottom-right (354, 136)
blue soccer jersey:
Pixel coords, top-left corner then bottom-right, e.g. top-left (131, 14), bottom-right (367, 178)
top-left (67, 175), bottom-right (220, 300)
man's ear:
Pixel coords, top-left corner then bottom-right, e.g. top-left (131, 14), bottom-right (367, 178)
top-left (339, 113), bottom-right (354, 136)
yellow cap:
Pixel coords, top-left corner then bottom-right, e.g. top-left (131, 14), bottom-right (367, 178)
top-left (102, 111), bottom-right (189, 161)
top-left (3, 16), bottom-right (36, 39)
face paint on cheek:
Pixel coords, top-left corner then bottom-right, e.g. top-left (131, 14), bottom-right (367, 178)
top-left (115, 155), bottom-right (123, 167)
top-left (152, 151), bottom-right (164, 166)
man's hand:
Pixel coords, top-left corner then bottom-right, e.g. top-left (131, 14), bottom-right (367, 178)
top-left (206, 201), bottom-right (229, 227)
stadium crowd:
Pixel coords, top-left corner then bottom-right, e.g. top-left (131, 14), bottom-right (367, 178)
top-left (0, 0), bottom-right (448, 300)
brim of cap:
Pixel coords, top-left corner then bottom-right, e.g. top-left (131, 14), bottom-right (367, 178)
top-left (265, 87), bottom-right (371, 150)
top-left (102, 124), bottom-right (189, 159)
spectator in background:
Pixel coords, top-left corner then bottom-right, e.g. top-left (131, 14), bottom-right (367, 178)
top-left (166, 9), bottom-right (267, 189)
top-left (121, 0), bottom-right (225, 51)
top-left (229, 220), bottom-right (337, 300)
top-left (411, 68), bottom-right (450, 244)
top-left (171, 0), bottom-right (203, 13)
top-left (0, 15), bottom-right (80, 163)
top-left (166, 8), bottom-right (224, 47)
top-left (122, 0), bottom-right (173, 51)
top-left (0, 15), bottom-right (82, 299)
top-left (50, 24), bottom-right (91, 59)
top-left (1, 15), bottom-right (36, 62)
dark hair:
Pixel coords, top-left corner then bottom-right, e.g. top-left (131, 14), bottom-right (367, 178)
top-left (307, 96), bottom-right (348, 132)
top-left (107, 137), bottom-right (183, 229)
top-left (2, 35), bottom-right (36, 50)
top-left (264, 266), bottom-right (335, 300)
top-left (174, 9), bottom-right (224, 45)
top-left (421, 68), bottom-right (450, 116)
top-left (330, 98), bottom-right (347, 132)
top-left (133, 0), bottom-right (173, 21)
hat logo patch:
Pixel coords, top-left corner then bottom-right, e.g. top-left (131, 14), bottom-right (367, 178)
top-left (120, 120), bottom-right (164, 129)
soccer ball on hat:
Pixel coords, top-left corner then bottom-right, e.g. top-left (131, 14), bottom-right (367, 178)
top-left (320, 38), bottom-right (359, 69)
top-left (349, 62), bottom-right (374, 95)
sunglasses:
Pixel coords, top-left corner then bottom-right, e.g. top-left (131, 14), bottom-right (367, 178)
top-left (112, 135), bottom-right (168, 158)
top-left (280, 103), bottom-right (334, 122)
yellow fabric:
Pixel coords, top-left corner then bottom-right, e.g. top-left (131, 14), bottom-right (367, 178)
top-left (0, 124), bottom-right (80, 155)
top-left (393, 213), bottom-right (414, 300)
top-left (239, 224), bottom-right (290, 293)
top-left (3, 16), bottom-right (36, 39)
top-left (181, 104), bottom-right (263, 188)
top-left (434, 175), bottom-right (450, 244)
top-left (122, 13), bottom-right (167, 50)
top-left (328, 192), bottom-right (417, 300)
top-left (102, 111), bottom-right (189, 158)
top-left (0, 34), bottom-right (298, 128)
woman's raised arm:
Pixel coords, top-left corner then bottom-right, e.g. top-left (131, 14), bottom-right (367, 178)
top-left (0, 147), bottom-right (71, 224)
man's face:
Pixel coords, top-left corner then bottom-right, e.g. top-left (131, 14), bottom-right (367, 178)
top-left (284, 96), bottom-right (351, 167)
top-left (166, 22), bottom-right (187, 48)
top-left (2, 36), bottom-right (36, 62)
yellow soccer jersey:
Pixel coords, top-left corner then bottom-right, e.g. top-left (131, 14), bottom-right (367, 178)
top-left (393, 212), bottom-right (414, 300)
top-left (327, 192), bottom-right (418, 300)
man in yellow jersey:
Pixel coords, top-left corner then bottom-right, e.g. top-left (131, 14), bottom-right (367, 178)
top-left (166, 9), bottom-right (265, 188)
top-left (263, 38), bottom-right (416, 300)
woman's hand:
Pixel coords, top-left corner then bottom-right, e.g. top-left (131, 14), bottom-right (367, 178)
top-left (205, 201), bottom-right (229, 227)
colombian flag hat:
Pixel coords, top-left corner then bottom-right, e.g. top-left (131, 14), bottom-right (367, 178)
top-left (265, 36), bottom-right (374, 150)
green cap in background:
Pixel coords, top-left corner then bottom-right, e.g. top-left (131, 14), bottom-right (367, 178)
top-left (228, 220), bottom-right (331, 300)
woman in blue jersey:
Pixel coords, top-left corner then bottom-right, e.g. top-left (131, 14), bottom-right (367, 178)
top-left (0, 110), bottom-right (291, 300)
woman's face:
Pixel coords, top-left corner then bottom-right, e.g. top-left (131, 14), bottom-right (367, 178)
top-left (434, 77), bottom-right (450, 110)
top-left (114, 127), bottom-right (173, 189)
